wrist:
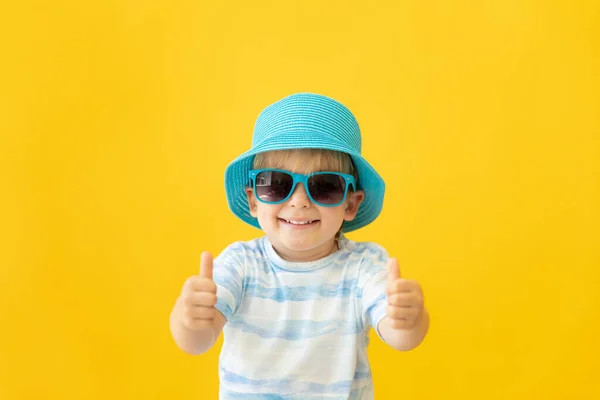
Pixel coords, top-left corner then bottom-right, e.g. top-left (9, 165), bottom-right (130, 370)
top-left (379, 308), bottom-right (429, 351)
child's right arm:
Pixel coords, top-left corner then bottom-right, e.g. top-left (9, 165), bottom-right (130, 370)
top-left (169, 251), bottom-right (226, 355)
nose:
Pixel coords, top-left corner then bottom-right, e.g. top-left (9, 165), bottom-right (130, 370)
top-left (287, 183), bottom-right (311, 208)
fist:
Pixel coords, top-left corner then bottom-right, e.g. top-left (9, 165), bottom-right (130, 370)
top-left (179, 251), bottom-right (218, 331)
top-left (385, 258), bottom-right (424, 330)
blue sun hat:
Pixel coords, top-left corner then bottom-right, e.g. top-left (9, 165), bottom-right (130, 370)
top-left (224, 92), bottom-right (385, 232)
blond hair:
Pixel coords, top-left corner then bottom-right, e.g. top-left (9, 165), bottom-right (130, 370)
top-left (253, 149), bottom-right (357, 180)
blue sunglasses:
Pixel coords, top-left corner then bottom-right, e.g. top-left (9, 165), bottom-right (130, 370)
top-left (249, 169), bottom-right (356, 207)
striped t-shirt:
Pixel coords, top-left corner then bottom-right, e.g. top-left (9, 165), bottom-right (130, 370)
top-left (213, 234), bottom-right (390, 400)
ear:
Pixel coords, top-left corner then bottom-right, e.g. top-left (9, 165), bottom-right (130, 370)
top-left (245, 187), bottom-right (258, 217)
top-left (344, 190), bottom-right (365, 221)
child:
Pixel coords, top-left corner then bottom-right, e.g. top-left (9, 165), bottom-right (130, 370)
top-left (170, 93), bottom-right (429, 399)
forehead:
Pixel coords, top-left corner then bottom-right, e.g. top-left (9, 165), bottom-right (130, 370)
top-left (258, 150), bottom-right (342, 174)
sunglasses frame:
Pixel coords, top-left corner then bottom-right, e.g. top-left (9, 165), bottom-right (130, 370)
top-left (248, 168), bottom-right (356, 207)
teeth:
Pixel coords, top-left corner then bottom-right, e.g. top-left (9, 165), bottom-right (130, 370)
top-left (286, 220), bottom-right (313, 225)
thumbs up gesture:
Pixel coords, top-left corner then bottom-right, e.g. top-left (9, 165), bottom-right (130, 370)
top-left (179, 251), bottom-right (218, 331)
top-left (385, 258), bottom-right (425, 330)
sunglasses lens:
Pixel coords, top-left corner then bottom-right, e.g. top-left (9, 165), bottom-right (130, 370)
top-left (308, 174), bottom-right (347, 205)
top-left (255, 171), bottom-right (294, 203)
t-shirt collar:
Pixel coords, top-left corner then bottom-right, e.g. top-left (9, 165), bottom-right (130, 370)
top-left (263, 234), bottom-right (348, 272)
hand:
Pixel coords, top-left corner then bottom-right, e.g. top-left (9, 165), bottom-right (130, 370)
top-left (385, 258), bottom-right (424, 330)
top-left (179, 251), bottom-right (218, 331)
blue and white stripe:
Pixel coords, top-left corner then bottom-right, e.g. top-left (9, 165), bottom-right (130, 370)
top-left (213, 235), bottom-right (389, 399)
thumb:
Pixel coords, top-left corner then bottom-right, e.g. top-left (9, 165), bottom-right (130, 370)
top-left (387, 257), bottom-right (401, 283)
top-left (199, 251), bottom-right (213, 280)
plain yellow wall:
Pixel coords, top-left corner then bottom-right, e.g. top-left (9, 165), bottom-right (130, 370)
top-left (1, 1), bottom-right (599, 399)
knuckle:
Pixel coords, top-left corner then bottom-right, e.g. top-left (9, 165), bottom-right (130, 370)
top-left (203, 307), bottom-right (216, 319)
top-left (182, 316), bottom-right (193, 328)
top-left (386, 305), bottom-right (400, 319)
top-left (182, 295), bottom-right (193, 307)
top-left (208, 282), bottom-right (217, 293)
top-left (184, 276), bottom-right (198, 287)
top-left (200, 293), bottom-right (217, 306)
top-left (392, 296), bottom-right (403, 307)
top-left (183, 307), bottom-right (194, 318)
top-left (197, 279), bottom-right (217, 293)
top-left (195, 293), bottom-right (207, 305)
top-left (405, 293), bottom-right (416, 304)
top-left (414, 296), bottom-right (422, 307)
top-left (412, 296), bottom-right (422, 308)
top-left (183, 277), bottom-right (200, 294)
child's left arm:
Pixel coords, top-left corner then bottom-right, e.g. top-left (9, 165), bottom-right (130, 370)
top-left (377, 258), bottom-right (430, 351)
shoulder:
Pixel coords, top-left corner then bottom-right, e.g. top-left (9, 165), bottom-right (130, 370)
top-left (341, 238), bottom-right (389, 283)
top-left (215, 237), bottom-right (270, 268)
top-left (213, 238), bottom-right (268, 283)
top-left (342, 237), bottom-right (389, 262)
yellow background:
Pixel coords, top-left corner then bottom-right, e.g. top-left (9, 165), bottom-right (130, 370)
top-left (1, 1), bottom-right (599, 399)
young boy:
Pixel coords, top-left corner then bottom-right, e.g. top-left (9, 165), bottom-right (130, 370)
top-left (170, 93), bottom-right (429, 399)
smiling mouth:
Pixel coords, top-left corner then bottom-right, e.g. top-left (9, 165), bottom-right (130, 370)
top-left (279, 218), bottom-right (319, 225)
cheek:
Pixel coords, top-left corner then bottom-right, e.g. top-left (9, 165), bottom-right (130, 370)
top-left (256, 204), bottom-right (282, 222)
top-left (319, 206), bottom-right (346, 222)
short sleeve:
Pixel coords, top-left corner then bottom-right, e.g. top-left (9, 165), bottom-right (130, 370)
top-left (358, 244), bottom-right (389, 340)
top-left (212, 242), bottom-right (246, 320)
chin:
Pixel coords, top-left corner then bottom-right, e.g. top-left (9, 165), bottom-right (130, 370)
top-left (280, 237), bottom-right (318, 252)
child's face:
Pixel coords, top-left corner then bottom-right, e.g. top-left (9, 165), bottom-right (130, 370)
top-left (245, 151), bottom-right (364, 262)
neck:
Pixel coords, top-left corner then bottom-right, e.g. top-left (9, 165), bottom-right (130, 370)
top-left (274, 239), bottom-right (339, 262)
